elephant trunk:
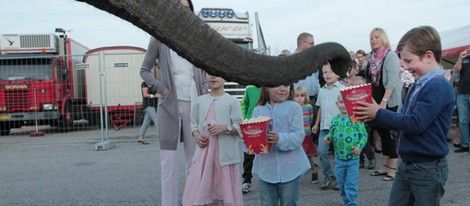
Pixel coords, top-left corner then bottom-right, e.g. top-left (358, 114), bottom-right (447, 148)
top-left (76, 0), bottom-right (350, 86)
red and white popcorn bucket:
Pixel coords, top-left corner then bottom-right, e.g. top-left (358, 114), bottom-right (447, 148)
top-left (240, 117), bottom-right (272, 154)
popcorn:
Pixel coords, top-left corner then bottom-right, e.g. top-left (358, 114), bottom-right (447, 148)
top-left (242, 116), bottom-right (271, 124)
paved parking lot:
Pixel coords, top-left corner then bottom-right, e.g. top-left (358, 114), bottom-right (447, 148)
top-left (0, 126), bottom-right (469, 205)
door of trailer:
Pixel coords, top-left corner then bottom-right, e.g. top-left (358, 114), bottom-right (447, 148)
top-left (84, 46), bottom-right (147, 130)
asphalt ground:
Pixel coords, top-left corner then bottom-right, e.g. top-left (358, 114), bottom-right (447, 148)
top-left (0, 126), bottom-right (469, 206)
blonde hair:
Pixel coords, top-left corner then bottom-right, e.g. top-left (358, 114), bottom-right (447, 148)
top-left (294, 86), bottom-right (310, 105)
top-left (352, 76), bottom-right (366, 86)
top-left (370, 27), bottom-right (391, 49)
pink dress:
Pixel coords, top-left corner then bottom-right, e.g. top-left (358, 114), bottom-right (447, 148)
top-left (182, 101), bottom-right (243, 206)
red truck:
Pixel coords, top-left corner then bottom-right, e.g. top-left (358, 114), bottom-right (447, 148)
top-left (0, 32), bottom-right (89, 135)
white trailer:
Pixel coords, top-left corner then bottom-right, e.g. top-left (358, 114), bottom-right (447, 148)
top-left (83, 46), bottom-right (149, 130)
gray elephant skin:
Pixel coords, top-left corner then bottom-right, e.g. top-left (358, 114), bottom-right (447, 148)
top-left (76, 0), bottom-right (351, 86)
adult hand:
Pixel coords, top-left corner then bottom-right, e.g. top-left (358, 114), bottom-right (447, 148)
top-left (460, 49), bottom-right (469, 58)
top-left (353, 99), bottom-right (381, 122)
top-left (160, 87), bottom-right (170, 96)
top-left (150, 93), bottom-right (162, 98)
top-left (324, 136), bottom-right (330, 144)
top-left (267, 131), bottom-right (279, 144)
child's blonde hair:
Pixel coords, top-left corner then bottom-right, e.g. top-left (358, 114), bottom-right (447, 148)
top-left (351, 76), bottom-right (366, 86)
top-left (295, 86), bottom-right (310, 105)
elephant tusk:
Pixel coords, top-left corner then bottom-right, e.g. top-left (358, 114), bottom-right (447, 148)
top-left (75, 0), bottom-right (350, 87)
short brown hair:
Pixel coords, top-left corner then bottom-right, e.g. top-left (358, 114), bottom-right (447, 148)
top-left (397, 26), bottom-right (442, 63)
top-left (297, 32), bottom-right (313, 47)
top-left (356, 49), bottom-right (366, 57)
top-left (257, 84), bottom-right (295, 106)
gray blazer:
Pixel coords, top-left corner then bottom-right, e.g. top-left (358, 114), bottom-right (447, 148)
top-left (140, 37), bottom-right (208, 150)
top-left (381, 51), bottom-right (402, 108)
top-left (366, 51), bottom-right (403, 108)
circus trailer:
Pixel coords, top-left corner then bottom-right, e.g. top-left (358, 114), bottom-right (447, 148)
top-left (0, 32), bottom-right (89, 135)
top-left (83, 46), bottom-right (155, 130)
top-left (198, 8), bottom-right (268, 100)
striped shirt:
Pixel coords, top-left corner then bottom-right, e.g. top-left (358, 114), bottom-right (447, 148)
top-left (302, 104), bottom-right (314, 136)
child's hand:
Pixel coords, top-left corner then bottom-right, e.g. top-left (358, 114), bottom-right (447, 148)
top-left (194, 133), bottom-right (209, 148)
top-left (324, 136), bottom-right (330, 144)
top-left (311, 124), bottom-right (318, 134)
top-left (207, 124), bottom-right (226, 136)
top-left (353, 99), bottom-right (380, 122)
top-left (379, 100), bottom-right (387, 109)
top-left (267, 131), bottom-right (279, 144)
top-left (352, 146), bottom-right (361, 155)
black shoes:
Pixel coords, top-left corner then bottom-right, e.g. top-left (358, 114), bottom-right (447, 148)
top-left (454, 147), bottom-right (469, 153)
top-left (360, 159), bottom-right (376, 169)
top-left (138, 140), bottom-right (150, 145)
top-left (311, 171), bottom-right (319, 184)
top-left (242, 183), bottom-right (252, 194)
top-left (320, 176), bottom-right (336, 190)
top-left (368, 159), bottom-right (376, 170)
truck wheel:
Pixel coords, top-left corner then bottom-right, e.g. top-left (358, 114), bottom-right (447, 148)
top-left (58, 102), bottom-right (74, 132)
top-left (0, 123), bottom-right (11, 136)
top-left (86, 111), bottom-right (102, 128)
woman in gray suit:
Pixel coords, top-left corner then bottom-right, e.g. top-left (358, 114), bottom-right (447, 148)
top-left (140, 0), bottom-right (208, 205)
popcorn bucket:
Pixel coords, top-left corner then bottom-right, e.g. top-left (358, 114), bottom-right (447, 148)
top-left (240, 118), bottom-right (272, 154)
top-left (340, 83), bottom-right (372, 123)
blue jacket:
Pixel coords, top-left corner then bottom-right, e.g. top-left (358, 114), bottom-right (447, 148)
top-left (375, 68), bottom-right (454, 162)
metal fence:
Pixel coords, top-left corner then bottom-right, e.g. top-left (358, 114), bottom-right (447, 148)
top-left (0, 50), bottom-right (249, 136)
top-left (0, 50), bottom-right (151, 136)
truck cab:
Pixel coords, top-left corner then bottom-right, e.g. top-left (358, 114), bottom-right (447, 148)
top-left (198, 8), bottom-right (268, 100)
top-left (0, 33), bottom-right (88, 135)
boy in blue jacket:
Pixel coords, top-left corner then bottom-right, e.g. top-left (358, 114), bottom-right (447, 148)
top-left (354, 26), bottom-right (454, 206)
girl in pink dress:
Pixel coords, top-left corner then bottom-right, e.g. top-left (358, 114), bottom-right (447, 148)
top-left (182, 74), bottom-right (244, 206)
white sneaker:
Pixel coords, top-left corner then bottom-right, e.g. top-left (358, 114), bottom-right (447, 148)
top-left (242, 183), bottom-right (252, 194)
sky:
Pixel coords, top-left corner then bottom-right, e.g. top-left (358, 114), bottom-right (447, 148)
top-left (1, 0), bottom-right (469, 55)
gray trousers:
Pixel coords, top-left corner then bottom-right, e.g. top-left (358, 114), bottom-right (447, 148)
top-left (138, 106), bottom-right (158, 136)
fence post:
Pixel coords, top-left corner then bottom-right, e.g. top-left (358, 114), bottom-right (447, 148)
top-left (95, 51), bottom-right (114, 150)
